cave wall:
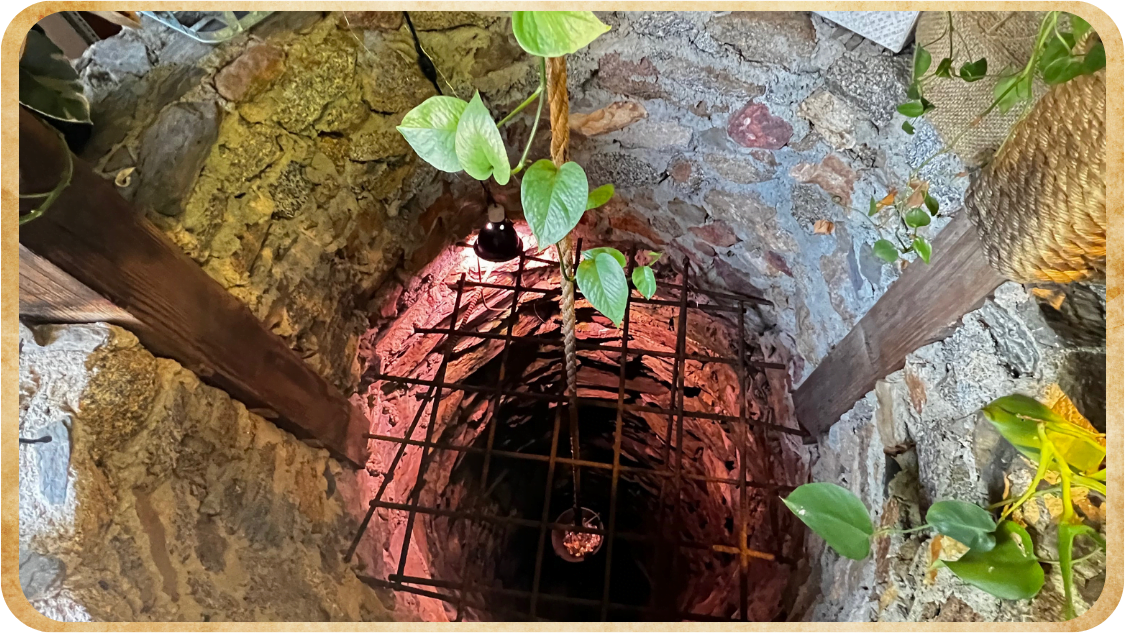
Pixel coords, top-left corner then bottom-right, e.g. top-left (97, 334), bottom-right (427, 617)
top-left (18, 323), bottom-right (390, 622)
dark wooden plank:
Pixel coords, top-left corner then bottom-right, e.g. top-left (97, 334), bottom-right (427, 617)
top-left (793, 212), bottom-right (1006, 437)
top-left (20, 244), bottom-right (141, 326)
top-left (18, 110), bottom-right (368, 466)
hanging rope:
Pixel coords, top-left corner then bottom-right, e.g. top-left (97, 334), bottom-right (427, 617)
top-left (547, 56), bottom-right (579, 398)
top-left (546, 55), bottom-right (586, 523)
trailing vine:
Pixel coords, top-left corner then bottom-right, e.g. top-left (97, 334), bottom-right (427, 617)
top-left (784, 394), bottom-right (1106, 619)
top-left (857, 11), bottom-right (1104, 267)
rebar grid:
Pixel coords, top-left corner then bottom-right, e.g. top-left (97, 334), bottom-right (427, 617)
top-left (346, 242), bottom-right (800, 622)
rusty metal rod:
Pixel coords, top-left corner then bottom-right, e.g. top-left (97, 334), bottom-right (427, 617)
top-left (369, 374), bottom-right (806, 436)
top-left (601, 247), bottom-right (634, 618)
top-left (367, 499), bottom-right (781, 561)
top-left (363, 434), bottom-right (795, 492)
top-left (411, 326), bottom-right (786, 369)
top-left (394, 275), bottom-right (467, 584)
top-left (529, 407), bottom-right (563, 618)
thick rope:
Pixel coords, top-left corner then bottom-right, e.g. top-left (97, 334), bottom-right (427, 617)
top-left (547, 56), bottom-right (579, 398)
top-left (965, 61), bottom-right (1106, 284)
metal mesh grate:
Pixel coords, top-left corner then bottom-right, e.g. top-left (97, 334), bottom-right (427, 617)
top-left (345, 241), bottom-right (806, 621)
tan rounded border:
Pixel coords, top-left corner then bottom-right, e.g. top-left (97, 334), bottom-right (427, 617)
top-left (2, 2), bottom-right (1120, 630)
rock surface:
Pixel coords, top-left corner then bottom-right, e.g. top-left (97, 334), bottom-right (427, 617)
top-left (18, 323), bottom-right (391, 622)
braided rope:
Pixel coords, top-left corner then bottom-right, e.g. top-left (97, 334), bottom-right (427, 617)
top-left (965, 64), bottom-right (1106, 284)
top-left (547, 56), bottom-right (579, 397)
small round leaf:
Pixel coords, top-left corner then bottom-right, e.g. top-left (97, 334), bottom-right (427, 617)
top-left (782, 483), bottom-right (873, 560)
top-left (586, 183), bottom-right (615, 210)
top-left (455, 92), bottom-right (510, 185)
top-left (511, 11), bottom-right (610, 57)
top-left (926, 500), bottom-right (997, 551)
top-left (944, 521), bottom-right (1044, 600)
top-left (873, 239), bottom-right (900, 264)
top-left (632, 265), bottom-right (657, 299)
top-left (577, 252), bottom-right (628, 326)
top-left (905, 207), bottom-right (931, 228)
top-left (520, 160), bottom-right (589, 247)
top-left (397, 96), bottom-right (468, 173)
top-left (912, 236), bottom-right (932, 263)
top-left (584, 247), bottom-right (627, 268)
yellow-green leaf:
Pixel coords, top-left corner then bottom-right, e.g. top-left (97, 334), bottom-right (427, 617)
top-left (511, 11), bottom-right (610, 57)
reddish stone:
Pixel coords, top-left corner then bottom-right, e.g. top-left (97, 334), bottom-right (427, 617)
top-left (215, 44), bottom-right (286, 102)
top-left (597, 53), bottom-right (663, 100)
top-left (789, 154), bottom-right (859, 205)
top-left (714, 258), bottom-right (767, 297)
top-left (608, 212), bottom-right (666, 246)
top-left (727, 102), bottom-right (792, 150)
top-left (765, 251), bottom-right (794, 277)
top-left (669, 160), bottom-right (693, 183)
top-left (689, 220), bottom-right (740, 248)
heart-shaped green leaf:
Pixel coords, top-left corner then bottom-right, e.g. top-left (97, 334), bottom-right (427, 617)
top-left (1042, 54), bottom-right (1085, 85)
top-left (455, 92), bottom-right (510, 185)
top-left (1082, 41), bottom-right (1106, 75)
top-left (783, 483), bottom-right (873, 560)
top-left (905, 207), bottom-right (931, 228)
top-left (959, 58), bottom-right (988, 82)
top-left (520, 159), bottom-right (588, 246)
top-left (632, 265), bottom-right (657, 299)
top-left (19, 30), bottom-right (90, 124)
top-left (913, 236), bottom-right (932, 263)
top-left (398, 96), bottom-right (469, 172)
top-left (925, 192), bottom-right (940, 215)
top-left (897, 101), bottom-right (925, 118)
top-left (584, 247), bottom-right (627, 268)
top-left (586, 183), bottom-right (615, 210)
top-left (577, 251), bottom-right (628, 326)
top-left (982, 394), bottom-right (1106, 473)
top-left (511, 11), bottom-right (610, 57)
top-left (913, 45), bottom-right (932, 79)
top-left (873, 239), bottom-right (899, 264)
top-left (1070, 14), bottom-right (1092, 41)
top-left (995, 73), bottom-right (1032, 113)
top-left (927, 500), bottom-right (997, 551)
top-left (934, 57), bottom-right (953, 78)
top-left (943, 521), bottom-right (1044, 600)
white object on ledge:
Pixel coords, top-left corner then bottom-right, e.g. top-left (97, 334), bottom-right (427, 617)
top-left (814, 11), bottom-right (921, 53)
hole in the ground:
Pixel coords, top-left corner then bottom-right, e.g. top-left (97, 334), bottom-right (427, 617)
top-left (351, 236), bottom-right (807, 622)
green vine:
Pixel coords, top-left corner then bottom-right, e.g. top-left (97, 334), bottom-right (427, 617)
top-left (19, 125), bottom-right (73, 226)
top-left (784, 394), bottom-right (1106, 620)
top-left (395, 11), bottom-right (661, 326)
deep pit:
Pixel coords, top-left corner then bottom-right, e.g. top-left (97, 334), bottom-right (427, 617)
top-left (351, 229), bottom-right (807, 621)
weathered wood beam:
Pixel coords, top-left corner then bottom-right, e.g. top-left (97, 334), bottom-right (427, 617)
top-left (19, 244), bottom-right (141, 326)
top-left (793, 211), bottom-right (1006, 437)
top-left (18, 110), bottom-right (368, 467)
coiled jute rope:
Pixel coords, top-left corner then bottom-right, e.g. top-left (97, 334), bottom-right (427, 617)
top-left (547, 56), bottom-right (580, 397)
top-left (965, 58), bottom-right (1106, 284)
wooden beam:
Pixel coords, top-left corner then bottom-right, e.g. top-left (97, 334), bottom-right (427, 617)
top-left (18, 110), bottom-right (368, 467)
top-left (19, 244), bottom-right (141, 326)
top-left (792, 211), bottom-right (1006, 437)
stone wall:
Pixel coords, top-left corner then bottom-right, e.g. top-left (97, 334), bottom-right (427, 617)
top-left (18, 323), bottom-right (391, 622)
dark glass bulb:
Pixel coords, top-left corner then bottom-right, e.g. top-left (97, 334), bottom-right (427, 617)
top-left (473, 219), bottom-right (522, 262)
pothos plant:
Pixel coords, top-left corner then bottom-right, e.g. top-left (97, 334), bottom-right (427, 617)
top-left (784, 394), bottom-right (1106, 620)
top-left (856, 11), bottom-right (1105, 268)
top-left (19, 27), bottom-right (91, 225)
top-left (395, 11), bottom-right (657, 327)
